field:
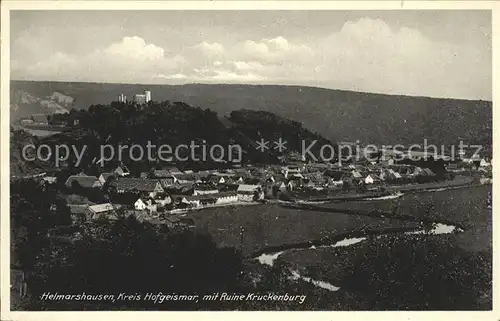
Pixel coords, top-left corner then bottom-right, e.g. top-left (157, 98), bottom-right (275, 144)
top-left (186, 185), bottom-right (492, 310)
top-left (186, 204), bottom-right (420, 256)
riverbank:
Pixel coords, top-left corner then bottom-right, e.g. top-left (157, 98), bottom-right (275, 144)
top-left (292, 175), bottom-right (476, 203)
top-left (247, 185), bottom-right (491, 309)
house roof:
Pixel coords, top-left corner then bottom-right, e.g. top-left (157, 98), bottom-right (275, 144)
top-left (237, 184), bottom-right (261, 193)
top-left (351, 170), bottom-right (363, 178)
top-left (115, 165), bottom-right (130, 173)
top-left (31, 114), bottom-right (48, 123)
top-left (366, 174), bottom-right (380, 180)
top-left (43, 176), bottom-right (58, 183)
top-left (152, 169), bottom-right (170, 178)
top-left (65, 175), bottom-right (100, 188)
top-left (421, 168), bottom-right (436, 176)
top-left (164, 181), bottom-right (194, 190)
top-left (175, 173), bottom-right (195, 181)
top-left (99, 172), bottom-right (114, 181)
top-left (110, 178), bottom-right (162, 192)
top-left (88, 203), bottom-right (115, 213)
top-left (194, 185), bottom-right (219, 191)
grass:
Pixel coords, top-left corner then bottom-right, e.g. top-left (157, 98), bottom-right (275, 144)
top-left (187, 204), bottom-right (420, 256)
top-left (278, 185), bottom-right (492, 310)
top-left (188, 185), bottom-right (491, 310)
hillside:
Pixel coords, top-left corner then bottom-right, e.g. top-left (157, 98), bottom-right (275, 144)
top-left (11, 102), bottom-right (334, 176)
top-left (10, 80), bottom-right (492, 147)
top-left (10, 129), bottom-right (56, 177)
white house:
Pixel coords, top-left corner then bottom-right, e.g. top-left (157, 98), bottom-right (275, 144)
top-left (380, 169), bottom-right (401, 181)
top-left (181, 196), bottom-right (201, 208)
top-left (208, 176), bottom-right (226, 185)
top-left (134, 198), bottom-right (147, 211)
top-left (134, 197), bottom-right (158, 212)
top-left (480, 158), bottom-right (491, 167)
top-left (214, 192), bottom-right (238, 205)
top-left (193, 188), bottom-right (219, 196)
top-left (114, 165), bottom-right (130, 177)
top-left (42, 176), bottom-right (58, 184)
top-left (156, 195), bottom-right (172, 206)
top-left (87, 203), bottom-right (117, 220)
top-left (329, 178), bottom-right (344, 187)
top-left (237, 184), bottom-right (263, 202)
top-left (364, 174), bottom-right (376, 185)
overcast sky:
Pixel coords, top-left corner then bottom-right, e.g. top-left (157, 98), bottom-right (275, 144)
top-left (10, 10), bottom-right (491, 100)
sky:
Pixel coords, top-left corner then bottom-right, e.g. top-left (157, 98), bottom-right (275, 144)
top-left (10, 10), bottom-right (492, 100)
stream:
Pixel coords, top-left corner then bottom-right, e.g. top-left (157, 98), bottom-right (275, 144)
top-left (256, 194), bottom-right (464, 292)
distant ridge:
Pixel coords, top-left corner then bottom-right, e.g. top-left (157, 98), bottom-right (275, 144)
top-left (11, 80), bottom-right (492, 147)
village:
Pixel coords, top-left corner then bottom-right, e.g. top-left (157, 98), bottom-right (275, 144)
top-left (32, 149), bottom-right (492, 230)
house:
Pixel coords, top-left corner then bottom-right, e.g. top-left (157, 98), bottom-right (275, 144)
top-left (110, 178), bottom-right (164, 197)
top-left (208, 175), bottom-right (226, 185)
top-left (165, 167), bottom-right (183, 175)
top-left (462, 158), bottom-right (474, 164)
top-left (480, 158), bottom-right (491, 167)
top-left (152, 169), bottom-right (170, 178)
top-left (134, 198), bottom-right (147, 211)
top-left (98, 172), bottom-right (114, 185)
top-left (364, 174), bottom-right (379, 185)
top-left (234, 176), bottom-right (245, 184)
top-left (162, 174), bottom-right (195, 186)
top-left (287, 176), bottom-right (303, 189)
top-left (420, 168), bottom-right (436, 176)
top-left (237, 184), bottom-right (263, 202)
top-left (114, 165), bottom-right (130, 177)
top-left (31, 114), bottom-right (49, 125)
top-left (286, 180), bottom-right (297, 190)
top-left (87, 203), bottom-right (118, 220)
top-left (161, 175), bottom-right (177, 186)
top-left (303, 179), bottom-right (315, 188)
top-left (65, 175), bottom-right (102, 189)
top-left (164, 181), bottom-right (195, 194)
top-left (181, 195), bottom-right (204, 208)
top-left (164, 216), bottom-right (195, 229)
top-left (180, 192), bottom-right (238, 208)
top-left (154, 194), bottom-right (172, 207)
top-left (42, 176), bottom-right (58, 185)
top-left (193, 185), bottom-right (219, 195)
top-left (214, 191), bottom-right (238, 205)
top-left (283, 168), bottom-right (302, 179)
top-left (134, 197), bottom-right (158, 212)
top-left (326, 172), bottom-right (345, 187)
top-left (351, 170), bottom-right (363, 179)
top-left (412, 167), bottom-right (423, 176)
top-left (380, 169), bottom-right (402, 181)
